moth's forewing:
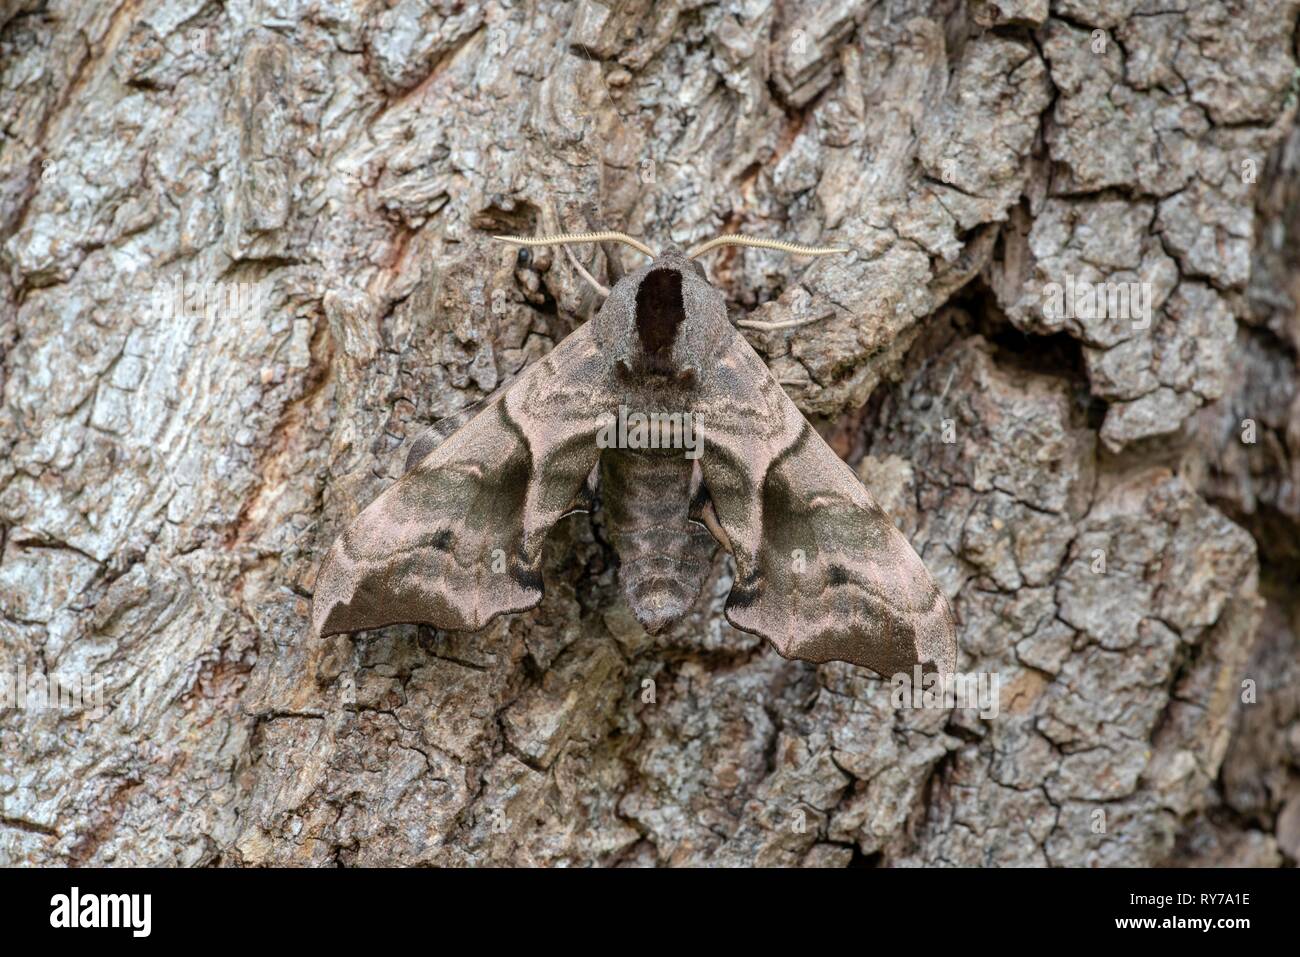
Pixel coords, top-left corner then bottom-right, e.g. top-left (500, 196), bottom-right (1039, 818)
top-left (694, 325), bottom-right (958, 675)
top-left (311, 322), bottom-right (615, 638)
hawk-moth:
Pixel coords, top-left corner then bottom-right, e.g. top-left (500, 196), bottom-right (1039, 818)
top-left (311, 231), bottom-right (957, 677)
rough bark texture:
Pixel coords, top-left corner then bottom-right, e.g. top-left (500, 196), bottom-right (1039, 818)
top-left (1, 0), bottom-right (1298, 867)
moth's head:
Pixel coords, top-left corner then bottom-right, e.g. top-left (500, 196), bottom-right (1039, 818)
top-left (492, 230), bottom-right (849, 382)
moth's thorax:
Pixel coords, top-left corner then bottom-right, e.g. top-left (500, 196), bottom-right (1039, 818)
top-left (593, 247), bottom-right (728, 390)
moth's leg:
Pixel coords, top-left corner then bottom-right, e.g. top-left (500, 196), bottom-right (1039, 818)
top-left (600, 240), bottom-right (625, 284)
top-left (561, 462), bottom-right (600, 519)
top-left (735, 313), bottom-right (829, 332)
top-left (688, 458), bottom-right (732, 552)
top-left (562, 245), bottom-right (609, 298)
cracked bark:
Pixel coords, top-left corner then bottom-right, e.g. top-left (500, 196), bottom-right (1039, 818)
top-left (1, 0), bottom-right (1297, 867)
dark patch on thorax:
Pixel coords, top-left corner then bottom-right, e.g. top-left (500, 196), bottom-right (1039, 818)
top-left (635, 268), bottom-right (686, 355)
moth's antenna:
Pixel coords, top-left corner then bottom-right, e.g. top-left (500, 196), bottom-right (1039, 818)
top-left (692, 234), bottom-right (849, 335)
top-left (494, 231), bottom-right (657, 259)
top-left (687, 235), bottom-right (849, 260)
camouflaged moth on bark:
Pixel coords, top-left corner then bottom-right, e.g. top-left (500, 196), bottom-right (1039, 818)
top-left (311, 231), bottom-right (957, 677)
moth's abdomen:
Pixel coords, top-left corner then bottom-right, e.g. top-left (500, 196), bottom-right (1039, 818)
top-left (600, 449), bottom-right (716, 634)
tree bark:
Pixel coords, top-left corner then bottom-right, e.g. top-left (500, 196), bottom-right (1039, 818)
top-left (1, 0), bottom-right (1297, 866)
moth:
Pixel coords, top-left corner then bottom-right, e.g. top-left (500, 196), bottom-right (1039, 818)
top-left (311, 230), bottom-right (957, 677)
